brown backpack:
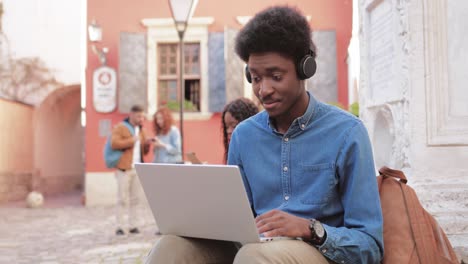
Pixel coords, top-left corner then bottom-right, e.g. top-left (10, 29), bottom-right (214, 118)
top-left (377, 166), bottom-right (459, 264)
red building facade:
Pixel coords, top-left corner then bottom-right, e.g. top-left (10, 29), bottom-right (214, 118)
top-left (85, 0), bottom-right (352, 205)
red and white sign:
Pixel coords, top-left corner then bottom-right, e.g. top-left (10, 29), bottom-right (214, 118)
top-left (93, 66), bottom-right (117, 113)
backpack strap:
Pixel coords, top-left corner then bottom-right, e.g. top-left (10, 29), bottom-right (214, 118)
top-left (378, 166), bottom-right (407, 184)
top-left (122, 121), bottom-right (135, 136)
top-left (400, 182), bottom-right (439, 264)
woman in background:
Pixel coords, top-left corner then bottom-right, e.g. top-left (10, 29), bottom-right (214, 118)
top-left (152, 107), bottom-right (182, 164)
top-left (221, 98), bottom-right (259, 162)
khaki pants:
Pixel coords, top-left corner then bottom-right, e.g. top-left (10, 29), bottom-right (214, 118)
top-left (145, 235), bottom-right (333, 264)
top-left (115, 169), bottom-right (143, 229)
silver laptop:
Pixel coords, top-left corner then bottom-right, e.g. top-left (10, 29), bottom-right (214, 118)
top-left (135, 163), bottom-right (293, 244)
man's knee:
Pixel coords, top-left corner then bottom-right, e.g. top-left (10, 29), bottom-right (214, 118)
top-left (146, 235), bottom-right (237, 264)
top-left (158, 234), bottom-right (187, 246)
top-left (233, 243), bottom-right (271, 264)
top-left (233, 241), bottom-right (330, 264)
top-left (146, 235), bottom-right (191, 264)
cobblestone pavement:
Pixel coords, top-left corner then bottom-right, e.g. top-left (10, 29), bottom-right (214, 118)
top-left (0, 192), bottom-right (159, 264)
top-left (1, 192), bottom-right (467, 264)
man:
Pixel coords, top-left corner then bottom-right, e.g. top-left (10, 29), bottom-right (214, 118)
top-left (147, 6), bottom-right (383, 263)
top-left (111, 105), bottom-right (151, 235)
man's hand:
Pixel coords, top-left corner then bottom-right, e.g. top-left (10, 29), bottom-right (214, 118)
top-left (255, 209), bottom-right (311, 239)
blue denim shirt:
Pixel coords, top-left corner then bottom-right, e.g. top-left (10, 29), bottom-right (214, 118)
top-left (228, 93), bottom-right (384, 264)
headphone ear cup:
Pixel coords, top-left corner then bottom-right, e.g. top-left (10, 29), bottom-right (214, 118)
top-left (245, 66), bottom-right (252, 83)
top-left (298, 55), bottom-right (317, 80)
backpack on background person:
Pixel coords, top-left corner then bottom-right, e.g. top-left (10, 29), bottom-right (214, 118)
top-left (103, 121), bottom-right (135, 168)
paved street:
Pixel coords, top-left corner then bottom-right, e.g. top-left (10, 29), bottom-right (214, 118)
top-left (0, 192), bottom-right (159, 264)
top-left (1, 191), bottom-right (467, 264)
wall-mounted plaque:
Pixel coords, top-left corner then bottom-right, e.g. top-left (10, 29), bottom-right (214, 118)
top-left (93, 66), bottom-right (117, 113)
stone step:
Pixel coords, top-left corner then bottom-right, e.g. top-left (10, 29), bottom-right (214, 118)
top-left (448, 233), bottom-right (468, 249)
top-left (433, 211), bottom-right (468, 235)
top-left (454, 246), bottom-right (468, 264)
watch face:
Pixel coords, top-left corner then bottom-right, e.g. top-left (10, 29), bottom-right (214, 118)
top-left (314, 221), bottom-right (325, 238)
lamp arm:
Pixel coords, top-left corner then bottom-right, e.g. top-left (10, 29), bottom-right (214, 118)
top-left (91, 45), bottom-right (108, 65)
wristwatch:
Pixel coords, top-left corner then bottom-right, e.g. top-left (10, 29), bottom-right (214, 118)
top-left (307, 219), bottom-right (326, 245)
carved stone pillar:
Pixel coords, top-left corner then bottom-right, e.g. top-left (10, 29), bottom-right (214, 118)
top-left (358, 0), bottom-right (468, 249)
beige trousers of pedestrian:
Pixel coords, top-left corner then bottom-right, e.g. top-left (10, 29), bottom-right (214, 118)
top-left (115, 169), bottom-right (143, 229)
top-left (145, 235), bottom-right (334, 264)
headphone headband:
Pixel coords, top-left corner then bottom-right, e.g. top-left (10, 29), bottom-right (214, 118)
top-left (245, 50), bottom-right (317, 83)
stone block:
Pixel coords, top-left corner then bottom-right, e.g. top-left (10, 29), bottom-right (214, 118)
top-left (14, 172), bottom-right (32, 186)
top-left (454, 247), bottom-right (468, 264)
top-left (8, 186), bottom-right (28, 201)
top-left (0, 182), bottom-right (10, 193)
top-left (0, 171), bottom-right (33, 203)
top-left (0, 171), bottom-right (12, 185)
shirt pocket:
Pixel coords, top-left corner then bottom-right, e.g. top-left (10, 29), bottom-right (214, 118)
top-left (298, 163), bottom-right (337, 205)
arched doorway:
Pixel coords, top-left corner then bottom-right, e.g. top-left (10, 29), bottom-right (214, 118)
top-left (33, 85), bottom-right (84, 196)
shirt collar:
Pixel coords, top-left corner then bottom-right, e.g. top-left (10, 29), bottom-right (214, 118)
top-left (297, 91), bottom-right (317, 130)
top-left (267, 91), bottom-right (317, 133)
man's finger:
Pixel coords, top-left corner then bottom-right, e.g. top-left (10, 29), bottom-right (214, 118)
top-left (255, 209), bottom-right (280, 223)
top-left (257, 221), bottom-right (279, 234)
top-left (264, 227), bottom-right (286, 238)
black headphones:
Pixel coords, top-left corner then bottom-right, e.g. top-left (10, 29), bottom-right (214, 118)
top-left (245, 49), bottom-right (317, 83)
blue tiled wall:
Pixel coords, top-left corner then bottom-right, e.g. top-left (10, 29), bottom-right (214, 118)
top-left (208, 32), bottom-right (226, 113)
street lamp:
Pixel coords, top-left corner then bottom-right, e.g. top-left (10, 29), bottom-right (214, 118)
top-left (88, 19), bottom-right (109, 65)
top-left (88, 19), bottom-right (102, 42)
top-left (168, 0), bottom-right (199, 160)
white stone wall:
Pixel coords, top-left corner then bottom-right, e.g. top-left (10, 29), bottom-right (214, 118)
top-left (358, 0), bottom-right (468, 248)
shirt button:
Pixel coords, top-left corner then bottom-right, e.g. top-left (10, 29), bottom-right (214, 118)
top-left (321, 248), bottom-right (327, 253)
top-left (301, 124), bottom-right (305, 129)
top-left (341, 261), bottom-right (345, 264)
top-left (284, 195), bottom-right (289, 201)
top-left (283, 166), bottom-right (288, 172)
top-left (284, 137), bottom-right (289, 142)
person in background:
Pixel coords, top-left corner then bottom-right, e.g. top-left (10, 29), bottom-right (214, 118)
top-left (151, 106), bottom-right (182, 164)
top-left (111, 105), bottom-right (151, 236)
top-left (221, 98), bottom-right (259, 162)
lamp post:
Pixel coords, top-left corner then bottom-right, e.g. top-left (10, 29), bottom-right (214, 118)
top-left (168, 0), bottom-right (199, 160)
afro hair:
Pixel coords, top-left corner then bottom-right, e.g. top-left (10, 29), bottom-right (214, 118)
top-left (235, 6), bottom-right (316, 65)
